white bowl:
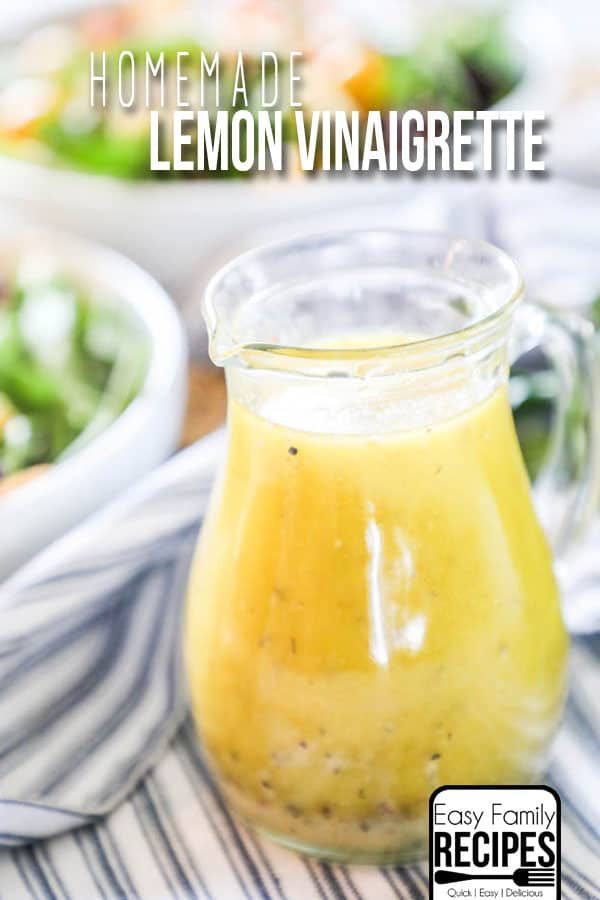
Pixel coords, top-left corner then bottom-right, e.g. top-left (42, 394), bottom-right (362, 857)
top-left (0, 228), bottom-right (187, 579)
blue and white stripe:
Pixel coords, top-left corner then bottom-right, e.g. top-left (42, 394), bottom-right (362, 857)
top-left (0, 425), bottom-right (598, 897)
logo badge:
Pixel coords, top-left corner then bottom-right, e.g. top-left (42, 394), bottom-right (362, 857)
top-left (429, 786), bottom-right (560, 899)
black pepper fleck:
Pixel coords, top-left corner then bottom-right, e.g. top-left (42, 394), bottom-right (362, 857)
top-left (286, 804), bottom-right (301, 818)
top-left (288, 446), bottom-right (298, 456)
top-left (360, 821), bottom-right (370, 832)
top-left (321, 805), bottom-right (332, 818)
top-left (299, 741), bottom-right (308, 750)
top-left (431, 752), bottom-right (441, 761)
top-left (261, 779), bottom-right (272, 790)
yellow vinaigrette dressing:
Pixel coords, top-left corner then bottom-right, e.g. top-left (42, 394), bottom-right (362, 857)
top-left (185, 347), bottom-right (568, 861)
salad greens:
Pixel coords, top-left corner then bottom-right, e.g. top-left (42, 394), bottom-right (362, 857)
top-left (0, 260), bottom-right (147, 487)
top-left (346, 12), bottom-right (521, 116)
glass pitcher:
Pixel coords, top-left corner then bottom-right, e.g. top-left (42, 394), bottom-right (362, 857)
top-left (185, 231), bottom-right (599, 864)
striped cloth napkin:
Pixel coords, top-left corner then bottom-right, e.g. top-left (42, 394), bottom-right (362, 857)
top-left (0, 428), bottom-right (599, 899)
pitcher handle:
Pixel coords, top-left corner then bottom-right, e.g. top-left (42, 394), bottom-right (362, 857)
top-left (511, 303), bottom-right (600, 632)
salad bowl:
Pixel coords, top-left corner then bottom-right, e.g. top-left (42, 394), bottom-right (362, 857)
top-left (0, 226), bottom-right (186, 580)
top-left (0, 1), bottom-right (569, 297)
